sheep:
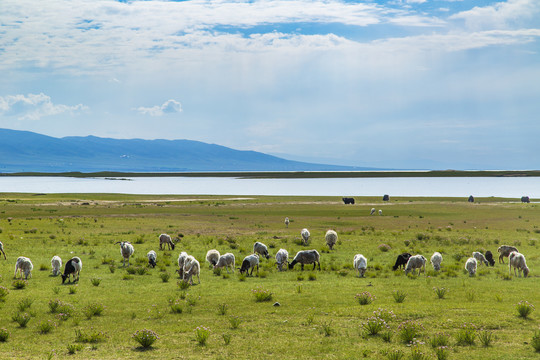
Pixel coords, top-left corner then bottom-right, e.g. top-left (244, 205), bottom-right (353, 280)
top-left (214, 253), bottom-right (235, 273)
top-left (240, 254), bottom-right (259, 276)
top-left (288, 250), bottom-right (321, 271)
top-left (61, 257), bottom-right (82, 284)
top-left (159, 233), bottom-right (175, 250)
top-left (509, 251), bottom-right (529, 278)
top-left (325, 230), bottom-right (338, 250)
top-left (485, 250), bottom-right (495, 266)
top-left (353, 254), bottom-right (367, 277)
top-left (176, 251), bottom-right (188, 278)
top-left (253, 242), bottom-right (270, 259)
top-left (0, 241), bottom-right (6, 259)
top-left (147, 250), bottom-right (157, 268)
top-left (115, 241), bottom-right (134, 267)
top-left (404, 255), bottom-right (426, 275)
top-left (51, 255), bottom-right (62, 276)
top-left (284, 217), bottom-right (290, 228)
top-left (301, 228), bottom-right (310, 245)
top-left (183, 256), bottom-right (200, 284)
top-left (14, 256), bottom-right (33, 280)
top-left (465, 257), bottom-right (477, 276)
top-left (275, 248), bottom-right (289, 271)
top-left (370, 208), bottom-right (376, 215)
top-left (473, 251), bottom-right (489, 266)
top-left (430, 252), bottom-right (442, 271)
top-left (392, 253), bottom-right (412, 271)
top-left (206, 249), bottom-right (220, 267)
top-left (497, 245), bottom-right (519, 264)
top-left (378, 209), bottom-right (383, 216)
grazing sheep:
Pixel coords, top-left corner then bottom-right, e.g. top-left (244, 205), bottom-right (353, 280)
top-left (214, 253), bottom-right (235, 273)
top-left (497, 245), bottom-right (519, 264)
top-left (430, 252), bottom-right (442, 271)
top-left (183, 256), bottom-right (200, 284)
top-left (301, 228), bottom-right (310, 245)
top-left (0, 241), bottom-right (6, 259)
top-left (275, 248), bottom-right (289, 271)
top-left (465, 257), bottom-right (477, 276)
top-left (473, 251), bottom-right (489, 266)
top-left (392, 253), bottom-right (412, 271)
top-left (176, 251), bottom-right (188, 278)
top-left (285, 217), bottom-right (290, 228)
top-left (14, 256), bottom-right (33, 280)
top-left (61, 257), bottom-right (82, 284)
top-left (253, 242), bottom-right (270, 259)
top-left (115, 241), bottom-right (134, 267)
top-left (147, 250), bottom-right (157, 268)
top-left (370, 208), bottom-right (376, 215)
top-left (509, 251), bottom-right (529, 278)
top-left (240, 254), bottom-right (259, 276)
top-left (159, 233), bottom-right (175, 250)
top-left (206, 249), bottom-right (220, 267)
top-left (485, 250), bottom-right (495, 266)
top-left (288, 250), bottom-right (321, 271)
top-left (353, 254), bottom-right (367, 277)
top-left (383, 194), bottom-right (390, 201)
top-left (51, 255), bottom-right (62, 276)
top-left (404, 255), bottom-right (427, 275)
top-left (325, 230), bottom-right (338, 250)
top-left (342, 197), bottom-right (355, 205)
top-left (378, 209), bottom-right (383, 215)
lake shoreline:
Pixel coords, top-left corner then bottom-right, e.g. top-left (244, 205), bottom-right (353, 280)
top-left (2, 169), bottom-right (540, 179)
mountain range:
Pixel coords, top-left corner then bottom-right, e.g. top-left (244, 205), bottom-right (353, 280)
top-left (0, 128), bottom-right (370, 173)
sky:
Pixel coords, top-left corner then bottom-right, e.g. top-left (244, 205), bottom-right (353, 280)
top-left (1, 0), bottom-right (539, 170)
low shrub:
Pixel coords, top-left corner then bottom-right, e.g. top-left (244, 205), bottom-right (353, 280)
top-left (0, 328), bottom-right (9, 342)
top-left (12, 279), bottom-right (28, 290)
top-left (195, 326), bottom-right (211, 346)
top-left (252, 286), bottom-right (273, 302)
top-left (516, 300), bottom-right (535, 319)
top-left (82, 303), bottom-right (105, 319)
top-left (355, 291), bottom-right (375, 305)
top-left (37, 320), bottom-right (56, 334)
top-left (455, 323), bottom-right (477, 346)
top-left (532, 330), bottom-right (540, 352)
top-left (392, 290), bottom-right (407, 303)
top-left (75, 328), bottom-right (107, 343)
top-left (398, 320), bottom-right (424, 344)
top-left (90, 278), bottom-right (101, 287)
top-left (132, 329), bottom-right (159, 348)
top-left (12, 312), bottom-right (31, 328)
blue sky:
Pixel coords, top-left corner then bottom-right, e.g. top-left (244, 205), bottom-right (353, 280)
top-left (1, 0), bottom-right (539, 170)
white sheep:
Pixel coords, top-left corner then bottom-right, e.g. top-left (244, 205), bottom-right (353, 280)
top-left (473, 251), bottom-right (489, 266)
top-left (378, 209), bottom-right (383, 216)
top-left (430, 252), bottom-right (442, 271)
top-left (176, 251), bottom-right (188, 278)
top-left (253, 242), bottom-right (270, 259)
top-left (465, 257), bottom-right (477, 276)
top-left (353, 254), bottom-right (367, 277)
top-left (325, 230), bottom-right (338, 250)
top-left (301, 228), bottom-right (310, 245)
top-left (404, 255), bottom-right (426, 275)
top-left (115, 241), bottom-right (134, 267)
top-left (285, 217), bottom-right (290, 228)
top-left (206, 249), bottom-right (220, 267)
top-left (147, 250), bottom-right (157, 268)
top-left (275, 248), bottom-right (289, 271)
top-left (183, 256), bottom-right (200, 284)
top-left (509, 251), bottom-right (529, 278)
top-left (159, 233), bottom-right (175, 250)
top-left (214, 253), bottom-right (235, 273)
top-left (370, 208), bottom-right (376, 215)
top-left (14, 256), bottom-right (33, 280)
top-left (0, 241), bottom-right (6, 259)
top-left (51, 255), bottom-right (62, 276)
top-left (240, 254), bottom-right (260, 276)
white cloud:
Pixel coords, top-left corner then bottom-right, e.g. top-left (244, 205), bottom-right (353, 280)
top-left (136, 99), bottom-right (182, 116)
top-left (450, 0), bottom-right (540, 30)
top-left (0, 93), bottom-right (87, 120)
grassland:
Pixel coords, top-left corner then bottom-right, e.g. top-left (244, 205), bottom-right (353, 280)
top-left (0, 193), bottom-right (538, 359)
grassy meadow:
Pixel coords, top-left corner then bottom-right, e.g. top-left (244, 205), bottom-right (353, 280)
top-left (0, 193), bottom-right (539, 359)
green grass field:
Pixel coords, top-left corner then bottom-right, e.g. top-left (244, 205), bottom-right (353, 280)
top-left (0, 193), bottom-right (538, 359)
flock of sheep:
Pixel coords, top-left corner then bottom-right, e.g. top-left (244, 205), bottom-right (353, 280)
top-left (0, 211), bottom-right (531, 285)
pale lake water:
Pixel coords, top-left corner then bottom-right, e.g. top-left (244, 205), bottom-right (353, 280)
top-left (0, 176), bottom-right (539, 198)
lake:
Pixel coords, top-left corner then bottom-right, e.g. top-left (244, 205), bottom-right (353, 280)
top-left (0, 176), bottom-right (538, 198)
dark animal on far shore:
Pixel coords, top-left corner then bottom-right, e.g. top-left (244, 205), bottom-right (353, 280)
top-left (342, 197), bottom-right (355, 205)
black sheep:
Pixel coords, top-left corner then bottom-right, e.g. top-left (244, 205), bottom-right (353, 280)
top-left (392, 253), bottom-right (412, 271)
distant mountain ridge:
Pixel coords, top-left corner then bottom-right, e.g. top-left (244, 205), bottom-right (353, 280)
top-left (0, 128), bottom-right (369, 173)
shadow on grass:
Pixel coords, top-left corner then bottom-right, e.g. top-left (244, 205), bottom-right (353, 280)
top-left (133, 346), bottom-right (157, 352)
